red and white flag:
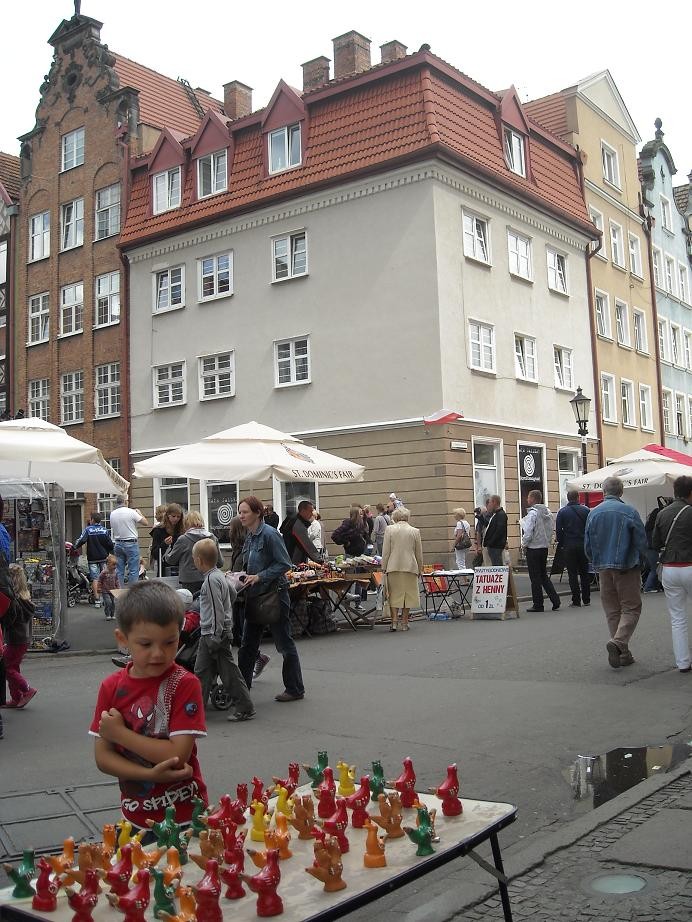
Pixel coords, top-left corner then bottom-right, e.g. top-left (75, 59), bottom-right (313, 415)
top-left (423, 408), bottom-right (463, 425)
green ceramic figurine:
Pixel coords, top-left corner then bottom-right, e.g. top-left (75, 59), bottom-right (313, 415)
top-left (151, 868), bottom-right (177, 919)
top-left (303, 750), bottom-right (329, 789)
top-left (3, 850), bottom-right (37, 899)
top-left (190, 798), bottom-right (208, 838)
top-left (404, 805), bottom-right (436, 857)
top-left (370, 760), bottom-right (386, 802)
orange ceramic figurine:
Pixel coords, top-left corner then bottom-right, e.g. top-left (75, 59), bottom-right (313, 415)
top-left (390, 757), bottom-right (417, 808)
top-left (306, 836), bottom-right (346, 893)
top-left (345, 776), bottom-right (371, 828)
top-left (240, 848), bottom-right (283, 917)
top-left (273, 814), bottom-right (293, 859)
top-left (432, 763), bottom-right (463, 817)
top-left (290, 795), bottom-right (316, 840)
top-left (159, 885), bottom-right (196, 922)
top-left (130, 841), bottom-right (165, 871)
top-left (101, 825), bottom-right (117, 861)
top-left (247, 831), bottom-right (281, 870)
top-left (336, 760), bottom-right (356, 797)
top-left (372, 791), bottom-right (405, 839)
top-left (63, 844), bottom-right (106, 887)
top-left (363, 820), bottom-right (387, 869)
top-left (47, 838), bottom-right (75, 876)
top-left (161, 848), bottom-right (183, 888)
top-left (188, 829), bottom-right (224, 869)
top-left (250, 800), bottom-right (272, 842)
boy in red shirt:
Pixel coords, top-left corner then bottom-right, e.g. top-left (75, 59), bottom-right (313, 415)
top-left (89, 581), bottom-right (208, 837)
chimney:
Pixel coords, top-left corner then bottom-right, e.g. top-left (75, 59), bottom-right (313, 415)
top-left (380, 40), bottom-right (407, 64)
top-left (223, 81), bottom-right (253, 119)
top-left (332, 30), bottom-right (371, 79)
top-left (302, 56), bottom-right (331, 92)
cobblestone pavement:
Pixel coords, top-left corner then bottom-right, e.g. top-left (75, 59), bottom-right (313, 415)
top-left (457, 773), bottom-right (692, 921)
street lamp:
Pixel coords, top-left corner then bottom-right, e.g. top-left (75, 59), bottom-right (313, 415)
top-left (570, 387), bottom-right (591, 474)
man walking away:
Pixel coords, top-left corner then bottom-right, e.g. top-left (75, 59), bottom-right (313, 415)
top-left (652, 476), bottom-right (692, 674)
top-left (522, 490), bottom-right (560, 612)
top-left (643, 499), bottom-right (667, 592)
top-left (556, 491), bottom-right (591, 607)
top-left (585, 476), bottom-right (647, 669)
top-left (482, 496), bottom-right (507, 566)
top-left (109, 496), bottom-right (148, 587)
top-left (73, 511), bottom-right (114, 607)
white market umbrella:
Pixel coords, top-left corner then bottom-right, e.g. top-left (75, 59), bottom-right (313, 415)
top-left (133, 421), bottom-right (365, 484)
top-left (0, 417), bottom-right (129, 494)
top-left (567, 447), bottom-right (692, 492)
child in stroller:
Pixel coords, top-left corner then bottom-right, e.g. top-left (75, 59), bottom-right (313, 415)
top-left (65, 542), bottom-right (93, 607)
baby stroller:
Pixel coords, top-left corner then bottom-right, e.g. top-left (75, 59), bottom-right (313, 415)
top-left (175, 610), bottom-right (233, 710)
top-left (65, 542), bottom-right (93, 607)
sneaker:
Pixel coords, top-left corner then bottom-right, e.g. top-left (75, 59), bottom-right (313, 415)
top-left (253, 653), bottom-right (271, 679)
top-left (606, 641), bottom-right (622, 669)
top-left (679, 665), bottom-right (691, 673)
top-left (570, 600), bottom-right (581, 607)
top-left (15, 688), bottom-right (38, 709)
top-left (111, 655), bottom-right (130, 668)
top-left (526, 607), bottom-right (544, 612)
top-left (619, 651), bottom-right (635, 667)
top-left (94, 599), bottom-right (102, 607)
top-left (228, 710), bottom-right (256, 722)
top-left (0, 700), bottom-right (19, 708)
top-left (552, 601), bottom-right (561, 611)
top-left (274, 691), bottom-right (304, 702)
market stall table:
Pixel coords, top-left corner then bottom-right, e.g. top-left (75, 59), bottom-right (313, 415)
top-left (288, 574), bottom-right (379, 631)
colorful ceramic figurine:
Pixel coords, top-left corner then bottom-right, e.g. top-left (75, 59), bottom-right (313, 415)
top-left (236, 782), bottom-right (249, 810)
top-left (274, 785), bottom-right (295, 819)
top-left (240, 848), bottom-right (283, 917)
top-left (316, 767), bottom-right (337, 819)
top-left (3, 850), bottom-right (36, 898)
top-left (189, 797), bottom-right (208, 838)
top-left (303, 750), bottom-right (329, 789)
top-left (193, 859), bottom-right (222, 922)
top-left (433, 763), bottom-right (463, 817)
top-left (363, 820), bottom-right (387, 868)
top-left (272, 762), bottom-right (300, 797)
top-left (251, 776), bottom-right (270, 809)
top-left (116, 821), bottom-right (144, 855)
top-left (220, 839), bottom-right (246, 902)
top-left (404, 805), bottom-right (436, 857)
top-left (414, 801), bottom-right (439, 842)
top-left (306, 836), bottom-right (346, 893)
top-left (290, 795), bottom-right (316, 840)
top-left (390, 757), bottom-right (417, 808)
top-left (336, 760), bottom-right (356, 796)
top-left (146, 807), bottom-right (180, 847)
top-left (62, 845), bottom-right (104, 888)
top-left (101, 825), bottom-right (117, 861)
top-left (250, 799), bottom-right (272, 842)
top-left (106, 868), bottom-right (151, 922)
top-left (65, 868), bottom-right (100, 922)
top-left (159, 886), bottom-right (196, 922)
top-left (47, 838), bottom-right (75, 876)
top-left (32, 857), bottom-right (61, 912)
top-left (321, 799), bottom-right (349, 853)
top-left (273, 814), bottom-right (294, 859)
top-left (370, 760), bottom-right (386, 802)
top-left (131, 841), bottom-right (166, 871)
top-left (372, 791), bottom-right (405, 838)
top-left (189, 829), bottom-right (225, 869)
top-left (102, 843), bottom-right (134, 896)
top-left (151, 868), bottom-right (177, 920)
top-left (220, 823), bottom-right (247, 867)
top-left (206, 794), bottom-right (245, 832)
top-left (162, 848), bottom-right (183, 888)
top-left (345, 776), bottom-right (371, 828)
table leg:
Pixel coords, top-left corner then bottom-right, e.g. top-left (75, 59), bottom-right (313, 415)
top-left (490, 831), bottom-right (513, 922)
top-left (330, 586), bottom-right (358, 632)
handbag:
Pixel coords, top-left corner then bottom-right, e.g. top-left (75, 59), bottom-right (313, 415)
top-left (454, 532), bottom-right (472, 551)
top-left (656, 504), bottom-right (691, 581)
top-left (244, 585), bottom-right (282, 626)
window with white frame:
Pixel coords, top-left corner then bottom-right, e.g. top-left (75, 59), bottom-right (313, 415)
top-left (558, 449), bottom-right (581, 505)
top-left (601, 141), bottom-right (620, 187)
top-left (609, 221), bottom-right (624, 268)
top-left (156, 478), bottom-right (189, 512)
top-left (28, 293), bottom-right (49, 344)
top-left (463, 213), bottom-right (490, 264)
top-left (601, 373), bottom-right (617, 422)
top-left (60, 282), bottom-right (83, 336)
top-left (274, 337), bottom-right (310, 386)
top-left (589, 207), bottom-right (607, 258)
top-left (665, 255), bottom-right (676, 295)
top-left (615, 301), bottom-right (630, 347)
top-left (268, 124), bottom-right (301, 174)
top-left (685, 330), bottom-right (692, 371)
top-left (553, 345), bottom-right (573, 390)
top-left (199, 253), bottom-right (232, 300)
top-left (628, 234), bottom-right (642, 277)
top-left (154, 266), bottom-right (184, 312)
top-left (639, 384), bottom-right (653, 431)
top-left (28, 378), bottom-right (50, 421)
top-left (671, 324), bottom-right (682, 366)
top-left (621, 380), bottom-right (635, 427)
top-left (61, 371), bottom-right (84, 424)
top-left (675, 393), bottom-right (685, 437)
top-left (29, 211), bottom-right (50, 261)
top-left (95, 272), bottom-right (120, 327)
top-left (503, 128), bottom-right (526, 177)
top-left (473, 440), bottom-right (502, 509)
top-left (152, 167), bottom-right (181, 214)
top-left (658, 319), bottom-right (670, 361)
top-left (595, 290), bottom-right (611, 338)
top-left (662, 389), bottom-right (673, 434)
top-left (547, 248), bottom-right (567, 293)
top-left (153, 362), bottom-right (186, 408)
top-left (469, 321), bottom-right (495, 372)
top-left (680, 264), bottom-right (690, 304)
top-left (95, 184), bottom-right (120, 240)
top-left (95, 363), bottom-right (120, 418)
top-left (272, 232), bottom-right (307, 281)
top-left (661, 195), bottom-right (673, 231)
top-left (652, 248), bottom-right (662, 287)
top-left (199, 351), bottom-right (234, 399)
top-left (60, 127), bottom-right (85, 172)
top-left (514, 334), bottom-right (537, 381)
top-left (197, 149), bottom-right (227, 198)
top-left (633, 310), bottom-right (647, 353)
top-left (507, 229), bottom-right (532, 279)
top-left (60, 198), bottom-right (84, 250)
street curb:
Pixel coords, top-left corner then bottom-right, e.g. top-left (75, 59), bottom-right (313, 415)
top-left (27, 648), bottom-right (118, 658)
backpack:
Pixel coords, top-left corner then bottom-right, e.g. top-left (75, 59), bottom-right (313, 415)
top-left (644, 506), bottom-right (660, 548)
top-left (280, 516), bottom-right (298, 558)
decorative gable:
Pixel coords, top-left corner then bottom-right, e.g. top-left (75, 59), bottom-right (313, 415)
top-left (261, 80), bottom-right (307, 177)
top-left (576, 71), bottom-right (640, 145)
top-left (189, 110), bottom-right (231, 159)
top-left (497, 86), bottom-right (530, 136)
top-left (148, 128), bottom-right (186, 174)
top-left (261, 80), bottom-right (306, 132)
top-left (495, 86), bottom-right (533, 182)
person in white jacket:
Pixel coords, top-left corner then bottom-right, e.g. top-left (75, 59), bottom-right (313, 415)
top-left (521, 490), bottom-right (560, 612)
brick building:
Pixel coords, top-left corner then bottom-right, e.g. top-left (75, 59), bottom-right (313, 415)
top-left (13, 10), bottom-right (220, 532)
top-left (0, 152), bottom-right (20, 417)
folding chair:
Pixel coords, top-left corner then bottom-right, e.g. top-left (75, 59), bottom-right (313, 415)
top-left (420, 571), bottom-right (450, 617)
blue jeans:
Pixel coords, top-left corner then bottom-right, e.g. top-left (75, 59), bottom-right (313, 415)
top-left (643, 548), bottom-right (660, 591)
top-left (115, 541), bottom-right (140, 586)
top-left (238, 590), bottom-right (304, 697)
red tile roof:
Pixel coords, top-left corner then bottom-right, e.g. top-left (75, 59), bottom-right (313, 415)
top-left (0, 152), bottom-right (20, 203)
top-left (120, 53), bottom-right (594, 248)
top-left (112, 54), bottom-right (224, 138)
top-left (523, 93), bottom-right (570, 140)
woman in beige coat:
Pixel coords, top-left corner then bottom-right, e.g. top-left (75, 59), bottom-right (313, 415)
top-left (381, 507), bottom-right (423, 631)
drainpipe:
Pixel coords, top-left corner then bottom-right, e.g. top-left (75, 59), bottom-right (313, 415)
top-left (641, 206), bottom-right (666, 443)
top-left (117, 131), bottom-right (132, 492)
top-left (6, 203), bottom-right (18, 414)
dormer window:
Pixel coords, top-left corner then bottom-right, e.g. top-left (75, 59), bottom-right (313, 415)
top-left (197, 150), bottom-right (227, 198)
top-left (504, 128), bottom-right (526, 177)
top-left (153, 167), bottom-right (181, 214)
top-left (269, 124), bottom-right (301, 174)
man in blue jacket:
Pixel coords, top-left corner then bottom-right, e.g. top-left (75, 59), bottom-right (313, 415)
top-left (74, 512), bottom-right (114, 606)
top-left (585, 476), bottom-right (647, 669)
top-left (556, 491), bottom-right (591, 607)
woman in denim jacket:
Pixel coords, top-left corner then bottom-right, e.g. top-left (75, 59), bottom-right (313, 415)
top-left (237, 495), bottom-right (305, 702)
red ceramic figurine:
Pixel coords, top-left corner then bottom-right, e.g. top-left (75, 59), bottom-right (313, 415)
top-left (240, 848), bottom-right (283, 917)
top-left (434, 763), bottom-right (463, 817)
top-left (321, 798), bottom-right (349, 853)
top-left (65, 868), bottom-right (100, 922)
top-left (220, 822), bottom-right (247, 866)
top-left (220, 850), bottom-right (246, 902)
top-left (272, 762), bottom-right (300, 797)
top-left (391, 757), bottom-right (417, 808)
top-left (106, 868), bottom-right (151, 922)
top-left (316, 767), bottom-right (337, 819)
top-left (345, 776), bottom-right (371, 828)
top-left (193, 858), bottom-right (222, 922)
top-left (102, 843), bottom-right (134, 896)
top-left (206, 794), bottom-right (245, 832)
top-left (251, 776), bottom-right (270, 809)
top-left (33, 857), bottom-right (61, 912)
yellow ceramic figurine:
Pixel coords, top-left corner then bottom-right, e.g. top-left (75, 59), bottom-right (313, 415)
top-left (274, 785), bottom-right (295, 818)
top-left (250, 800), bottom-right (272, 843)
top-left (336, 761), bottom-right (356, 797)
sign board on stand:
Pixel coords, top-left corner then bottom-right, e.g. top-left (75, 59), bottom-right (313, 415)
top-left (470, 566), bottom-right (519, 620)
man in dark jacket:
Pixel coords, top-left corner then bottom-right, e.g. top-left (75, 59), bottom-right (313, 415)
top-left (74, 512), bottom-right (114, 606)
top-left (482, 495), bottom-right (508, 566)
top-left (556, 491), bottom-right (591, 607)
top-left (282, 501), bottom-right (322, 565)
top-left (263, 504), bottom-right (280, 529)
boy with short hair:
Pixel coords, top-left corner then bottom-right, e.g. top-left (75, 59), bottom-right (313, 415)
top-left (96, 554), bottom-right (120, 620)
top-left (89, 582), bottom-right (208, 835)
top-left (192, 538), bottom-right (255, 723)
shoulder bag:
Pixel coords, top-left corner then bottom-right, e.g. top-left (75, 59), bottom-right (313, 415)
top-left (656, 504), bottom-right (692, 580)
top-left (454, 524), bottom-right (472, 551)
top-left (244, 583), bottom-right (282, 626)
